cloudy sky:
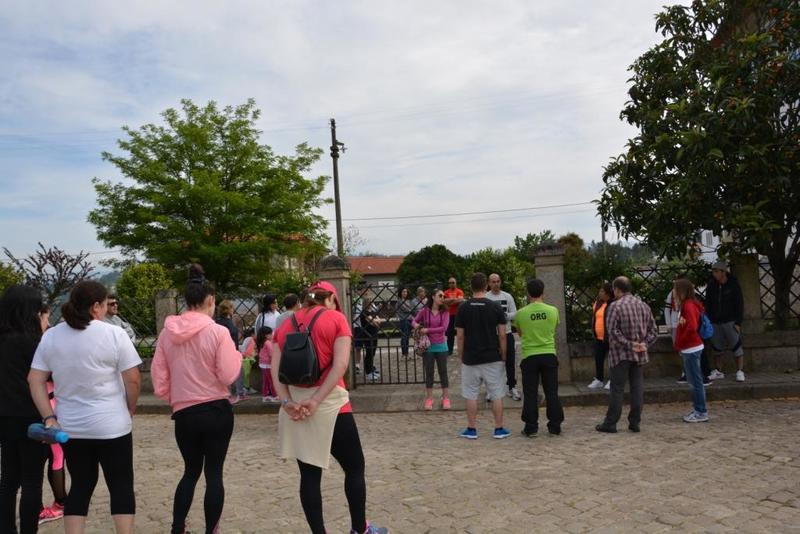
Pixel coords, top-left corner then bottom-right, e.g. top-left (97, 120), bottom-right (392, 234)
top-left (0, 1), bottom-right (685, 262)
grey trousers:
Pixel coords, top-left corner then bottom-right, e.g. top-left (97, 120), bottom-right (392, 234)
top-left (603, 360), bottom-right (644, 428)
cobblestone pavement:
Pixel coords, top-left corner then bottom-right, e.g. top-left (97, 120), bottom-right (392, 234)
top-left (38, 399), bottom-right (800, 533)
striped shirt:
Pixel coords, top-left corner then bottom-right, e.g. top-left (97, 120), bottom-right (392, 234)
top-left (606, 293), bottom-right (658, 367)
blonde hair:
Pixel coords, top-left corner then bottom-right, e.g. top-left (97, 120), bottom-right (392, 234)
top-left (217, 299), bottom-right (234, 317)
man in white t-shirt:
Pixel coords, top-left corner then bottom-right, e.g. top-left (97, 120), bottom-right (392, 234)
top-left (485, 273), bottom-right (520, 401)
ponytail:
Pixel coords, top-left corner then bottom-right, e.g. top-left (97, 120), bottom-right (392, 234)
top-left (62, 281), bottom-right (107, 330)
top-left (185, 263), bottom-right (215, 308)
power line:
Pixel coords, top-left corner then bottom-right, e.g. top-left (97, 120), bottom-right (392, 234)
top-left (349, 207), bottom-right (597, 229)
top-left (332, 201), bottom-right (594, 222)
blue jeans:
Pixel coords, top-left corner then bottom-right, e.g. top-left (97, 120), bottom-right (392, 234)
top-left (399, 318), bottom-right (412, 356)
top-left (681, 349), bottom-right (707, 414)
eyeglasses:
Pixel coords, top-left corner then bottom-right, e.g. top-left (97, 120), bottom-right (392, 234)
top-left (108, 302), bottom-right (118, 306)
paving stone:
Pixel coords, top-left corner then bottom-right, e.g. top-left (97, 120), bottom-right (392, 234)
top-left (32, 399), bottom-right (800, 533)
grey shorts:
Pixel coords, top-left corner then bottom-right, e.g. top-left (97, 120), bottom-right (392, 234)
top-left (711, 321), bottom-right (744, 357)
top-left (461, 361), bottom-right (506, 401)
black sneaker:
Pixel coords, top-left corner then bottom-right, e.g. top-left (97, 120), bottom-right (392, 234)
top-left (547, 426), bottom-right (561, 436)
top-left (521, 425), bottom-right (538, 438)
top-left (595, 424), bottom-right (617, 433)
top-left (676, 374), bottom-right (687, 384)
top-left (628, 424), bottom-right (640, 433)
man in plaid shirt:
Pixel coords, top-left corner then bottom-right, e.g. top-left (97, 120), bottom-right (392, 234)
top-left (596, 276), bottom-right (658, 433)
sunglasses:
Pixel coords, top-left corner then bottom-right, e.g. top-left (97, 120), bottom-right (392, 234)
top-left (108, 302), bottom-right (118, 306)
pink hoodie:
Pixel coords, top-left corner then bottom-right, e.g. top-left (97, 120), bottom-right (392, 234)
top-left (151, 311), bottom-right (242, 413)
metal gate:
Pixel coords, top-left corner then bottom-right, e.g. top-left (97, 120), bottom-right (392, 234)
top-left (349, 281), bottom-right (441, 386)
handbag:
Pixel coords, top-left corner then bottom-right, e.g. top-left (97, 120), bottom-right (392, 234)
top-left (412, 308), bottom-right (432, 356)
top-left (278, 308), bottom-right (327, 385)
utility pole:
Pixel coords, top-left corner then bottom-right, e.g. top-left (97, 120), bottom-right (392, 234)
top-left (330, 118), bottom-right (345, 258)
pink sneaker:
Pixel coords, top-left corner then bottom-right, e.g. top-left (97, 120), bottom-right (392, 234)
top-left (423, 398), bottom-right (433, 410)
top-left (39, 502), bottom-right (64, 525)
top-left (442, 398), bottom-right (451, 410)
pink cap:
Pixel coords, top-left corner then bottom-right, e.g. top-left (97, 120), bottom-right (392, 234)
top-left (308, 280), bottom-right (342, 311)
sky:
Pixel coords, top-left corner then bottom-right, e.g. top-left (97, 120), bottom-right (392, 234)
top-left (0, 0), bottom-right (687, 263)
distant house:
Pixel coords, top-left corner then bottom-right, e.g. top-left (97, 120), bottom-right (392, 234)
top-left (346, 256), bottom-right (404, 288)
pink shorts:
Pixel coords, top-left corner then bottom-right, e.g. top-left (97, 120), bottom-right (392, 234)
top-left (49, 443), bottom-right (64, 470)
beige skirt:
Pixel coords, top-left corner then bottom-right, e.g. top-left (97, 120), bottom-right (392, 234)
top-left (278, 385), bottom-right (349, 469)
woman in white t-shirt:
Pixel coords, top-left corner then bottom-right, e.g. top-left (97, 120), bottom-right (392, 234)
top-left (28, 281), bottom-right (141, 534)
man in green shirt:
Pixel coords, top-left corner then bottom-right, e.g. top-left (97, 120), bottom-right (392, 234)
top-left (513, 278), bottom-right (564, 437)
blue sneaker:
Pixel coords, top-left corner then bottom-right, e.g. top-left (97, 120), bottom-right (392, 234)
top-left (350, 522), bottom-right (388, 534)
top-left (493, 427), bottom-right (512, 439)
top-left (459, 428), bottom-right (478, 439)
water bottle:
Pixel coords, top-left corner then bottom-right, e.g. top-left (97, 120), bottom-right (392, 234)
top-left (27, 423), bottom-right (69, 444)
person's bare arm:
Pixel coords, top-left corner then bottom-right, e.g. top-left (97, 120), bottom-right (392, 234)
top-left (28, 369), bottom-right (56, 425)
top-left (498, 325), bottom-right (507, 361)
top-left (456, 328), bottom-right (465, 363)
top-left (121, 366), bottom-right (141, 416)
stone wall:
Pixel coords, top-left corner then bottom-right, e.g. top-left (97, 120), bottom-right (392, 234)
top-left (569, 330), bottom-right (800, 381)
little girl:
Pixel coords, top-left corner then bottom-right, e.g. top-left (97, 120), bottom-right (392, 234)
top-left (256, 326), bottom-right (277, 402)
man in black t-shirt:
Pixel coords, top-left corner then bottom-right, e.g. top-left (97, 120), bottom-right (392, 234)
top-left (455, 272), bottom-right (511, 440)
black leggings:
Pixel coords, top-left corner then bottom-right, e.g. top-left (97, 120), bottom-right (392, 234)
top-left (297, 413), bottom-right (366, 534)
top-left (0, 416), bottom-right (48, 534)
top-left (423, 351), bottom-right (449, 388)
top-left (593, 340), bottom-right (609, 381)
top-left (63, 433), bottom-right (135, 516)
top-left (171, 400), bottom-right (234, 534)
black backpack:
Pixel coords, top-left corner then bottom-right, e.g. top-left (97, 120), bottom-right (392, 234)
top-left (278, 308), bottom-right (327, 386)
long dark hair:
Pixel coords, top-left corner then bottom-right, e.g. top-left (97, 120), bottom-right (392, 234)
top-left (0, 285), bottom-right (47, 339)
top-left (185, 263), bottom-right (215, 309)
top-left (62, 280), bottom-right (108, 330)
top-left (256, 326), bottom-right (273, 352)
top-left (425, 288), bottom-right (445, 312)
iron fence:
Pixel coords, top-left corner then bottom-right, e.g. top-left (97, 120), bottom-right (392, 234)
top-left (565, 262), bottom-right (711, 342)
top-left (349, 281), bottom-right (442, 386)
top-left (758, 260), bottom-right (800, 322)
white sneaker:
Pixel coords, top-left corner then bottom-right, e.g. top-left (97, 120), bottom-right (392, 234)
top-left (366, 371), bottom-right (381, 381)
top-left (736, 370), bottom-right (745, 382)
top-left (510, 387), bottom-right (521, 401)
top-left (587, 378), bottom-right (604, 389)
top-left (709, 369), bottom-right (725, 380)
top-left (603, 381), bottom-right (611, 390)
top-left (683, 411), bottom-right (709, 423)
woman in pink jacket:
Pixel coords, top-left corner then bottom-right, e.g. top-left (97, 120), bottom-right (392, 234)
top-left (151, 264), bottom-right (241, 534)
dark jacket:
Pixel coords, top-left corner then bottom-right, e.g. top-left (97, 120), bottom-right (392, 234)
top-left (0, 333), bottom-right (41, 418)
top-left (215, 316), bottom-right (239, 346)
top-left (705, 274), bottom-right (744, 326)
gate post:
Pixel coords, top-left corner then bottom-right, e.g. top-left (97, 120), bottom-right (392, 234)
top-left (317, 255), bottom-right (353, 388)
top-left (155, 289), bottom-right (178, 334)
top-left (533, 244), bottom-right (571, 383)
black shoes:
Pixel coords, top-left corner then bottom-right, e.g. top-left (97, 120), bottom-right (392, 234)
top-left (522, 425), bottom-right (538, 438)
top-left (595, 424), bottom-right (617, 433)
top-left (547, 426), bottom-right (561, 436)
top-left (628, 424), bottom-right (640, 433)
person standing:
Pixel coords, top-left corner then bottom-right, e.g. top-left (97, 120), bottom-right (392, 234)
top-left (455, 273), bottom-right (511, 440)
top-left (275, 293), bottom-right (302, 331)
top-left (706, 261), bottom-right (746, 382)
top-left (672, 279), bottom-right (710, 423)
top-left (442, 277), bottom-right (465, 355)
top-left (103, 294), bottom-right (136, 343)
top-left (587, 282), bottom-right (613, 390)
top-left (485, 273), bottom-right (520, 401)
top-left (272, 281), bottom-right (388, 534)
top-left (150, 263), bottom-right (242, 534)
top-left (29, 281), bottom-right (141, 534)
top-left (359, 299), bottom-right (384, 381)
top-left (514, 279), bottom-right (564, 436)
top-left (412, 290), bottom-right (451, 410)
top-left (255, 294), bottom-right (280, 332)
top-left (0, 285), bottom-right (50, 534)
top-left (395, 288), bottom-right (415, 357)
top-left (595, 276), bottom-right (658, 433)
top-left (666, 275), bottom-right (712, 386)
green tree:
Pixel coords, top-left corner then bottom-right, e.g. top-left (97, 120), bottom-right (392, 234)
top-left (512, 229), bottom-right (556, 263)
top-left (599, 0), bottom-right (800, 327)
top-left (397, 244), bottom-right (465, 287)
top-left (463, 247), bottom-right (529, 302)
top-left (89, 99), bottom-right (329, 292)
top-left (116, 263), bottom-right (172, 338)
top-left (0, 261), bottom-right (23, 293)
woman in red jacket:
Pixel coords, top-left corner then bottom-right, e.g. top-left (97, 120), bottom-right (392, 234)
top-left (673, 279), bottom-right (709, 423)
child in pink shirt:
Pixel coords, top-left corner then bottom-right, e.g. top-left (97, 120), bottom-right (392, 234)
top-left (257, 326), bottom-right (277, 402)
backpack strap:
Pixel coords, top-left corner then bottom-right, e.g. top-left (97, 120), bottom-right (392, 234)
top-left (291, 307), bottom-right (327, 333)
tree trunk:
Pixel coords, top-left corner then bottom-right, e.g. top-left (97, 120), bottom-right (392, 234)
top-left (768, 253), bottom-right (796, 330)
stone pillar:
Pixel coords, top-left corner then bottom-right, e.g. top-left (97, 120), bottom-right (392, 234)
top-left (534, 244), bottom-right (571, 382)
top-left (155, 289), bottom-right (178, 334)
top-left (317, 255), bottom-right (353, 388)
top-left (731, 254), bottom-right (765, 334)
